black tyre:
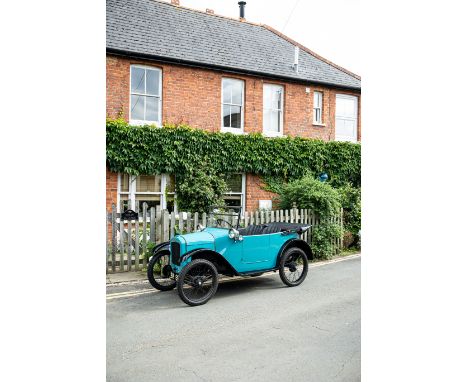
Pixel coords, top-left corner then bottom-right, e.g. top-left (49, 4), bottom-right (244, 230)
top-left (147, 251), bottom-right (176, 291)
top-left (177, 259), bottom-right (219, 306)
top-left (279, 247), bottom-right (308, 287)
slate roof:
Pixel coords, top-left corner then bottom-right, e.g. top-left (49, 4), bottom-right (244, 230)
top-left (106, 0), bottom-right (361, 90)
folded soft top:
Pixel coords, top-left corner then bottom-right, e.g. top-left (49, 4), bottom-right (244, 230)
top-left (239, 222), bottom-right (311, 236)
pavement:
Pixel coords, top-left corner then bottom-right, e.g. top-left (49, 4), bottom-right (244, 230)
top-left (107, 254), bottom-right (361, 382)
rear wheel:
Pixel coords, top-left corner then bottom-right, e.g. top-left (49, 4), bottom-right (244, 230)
top-left (177, 259), bottom-right (219, 306)
top-left (147, 251), bottom-right (176, 291)
top-left (279, 247), bottom-right (308, 287)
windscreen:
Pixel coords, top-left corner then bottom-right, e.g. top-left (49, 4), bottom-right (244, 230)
top-left (206, 205), bottom-right (242, 229)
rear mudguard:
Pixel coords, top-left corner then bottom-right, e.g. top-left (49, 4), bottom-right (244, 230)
top-left (276, 238), bottom-right (313, 267)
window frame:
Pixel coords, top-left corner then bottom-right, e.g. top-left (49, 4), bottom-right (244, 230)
top-left (313, 91), bottom-right (323, 125)
top-left (335, 94), bottom-right (358, 143)
top-left (221, 77), bottom-right (245, 134)
top-left (262, 83), bottom-right (284, 137)
top-left (129, 65), bottom-right (163, 126)
top-left (223, 173), bottom-right (246, 210)
top-left (117, 173), bottom-right (174, 212)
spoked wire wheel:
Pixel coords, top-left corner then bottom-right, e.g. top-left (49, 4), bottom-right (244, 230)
top-left (279, 247), bottom-right (309, 287)
top-left (177, 259), bottom-right (219, 306)
top-left (147, 251), bottom-right (176, 291)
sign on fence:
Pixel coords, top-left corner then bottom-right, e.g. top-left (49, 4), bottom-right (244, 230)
top-left (106, 204), bottom-right (343, 274)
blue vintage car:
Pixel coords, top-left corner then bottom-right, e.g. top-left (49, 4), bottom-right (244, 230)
top-left (147, 207), bottom-right (312, 306)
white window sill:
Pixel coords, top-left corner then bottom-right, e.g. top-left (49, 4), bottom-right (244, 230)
top-left (130, 120), bottom-right (161, 127)
top-left (313, 122), bottom-right (326, 127)
top-left (262, 131), bottom-right (284, 138)
top-left (221, 127), bottom-right (244, 135)
top-left (335, 136), bottom-right (358, 143)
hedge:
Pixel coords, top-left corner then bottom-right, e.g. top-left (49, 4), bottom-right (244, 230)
top-left (106, 119), bottom-right (361, 187)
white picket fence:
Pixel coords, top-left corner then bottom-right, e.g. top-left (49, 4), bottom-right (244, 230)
top-left (106, 203), bottom-right (343, 273)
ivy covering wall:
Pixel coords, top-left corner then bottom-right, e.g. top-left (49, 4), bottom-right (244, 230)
top-left (106, 119), bottom-right (361, 187)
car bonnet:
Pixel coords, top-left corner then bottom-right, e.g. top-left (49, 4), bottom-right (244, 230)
top-left (178, 230), bottom-right (215, 246)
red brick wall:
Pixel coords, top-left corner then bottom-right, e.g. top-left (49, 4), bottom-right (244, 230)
top-left (106, 54), bottom-right (361, 211)
top-left (245, 174), bottom-right (278, 211)
top-left (106, 166), bottom-right (118, 213)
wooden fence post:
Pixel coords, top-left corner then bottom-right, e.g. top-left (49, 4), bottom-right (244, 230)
top-left (194, 212), bottom-right (199, 230)
top-left (134, 215), bottom-right (140, 271)
top-left (163, 210), bottom-right (169, 242)
top-left (170, 211), bottom-right (175, 238)
top-left (119, 214), bottom-right (125, 272)
top-left (150, 207), bottom-right (156, 243)
top-left (202, 212), bottom-right (207, 227)
top-left (142, 203), bottom-right (148, 268)
top-left (178, 212), bottom-right (184, 234)
top-left (126, 217), bottom-right (132, 271)
top-left (187, 212), bottom-right (192, 233)
top-left (155, 205), bottom-right (161, 244)
top-left (111, 204), bottom-right (116, 273)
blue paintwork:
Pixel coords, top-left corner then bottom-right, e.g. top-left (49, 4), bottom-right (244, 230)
top-left (170, 227), bottom-right (299, 274)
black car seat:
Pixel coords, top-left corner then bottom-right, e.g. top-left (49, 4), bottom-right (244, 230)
top-left (238, 224), bottom-right (267, 236)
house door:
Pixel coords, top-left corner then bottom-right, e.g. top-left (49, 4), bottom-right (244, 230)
top-left (335, 94), bottom-right (358, 142)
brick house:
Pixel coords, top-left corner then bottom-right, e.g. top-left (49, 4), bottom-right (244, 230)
top-left (106, 0), bottom-right (361, 214)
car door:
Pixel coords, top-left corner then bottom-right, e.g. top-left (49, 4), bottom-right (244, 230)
top-left (241, 234), bottom-right (271, 265)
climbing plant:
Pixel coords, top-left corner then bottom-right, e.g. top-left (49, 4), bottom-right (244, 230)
top-left (106, 119), bottom-right (361, 188)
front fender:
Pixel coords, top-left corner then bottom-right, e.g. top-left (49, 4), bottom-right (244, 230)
top-left (152, 241), bottom-right (170, 256)
top-left (276, 238), bottom-right (313, 266)
top-left (179, 248), bottom-right (238, 276)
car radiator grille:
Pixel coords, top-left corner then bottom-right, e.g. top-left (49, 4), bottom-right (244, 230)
top-left (171, 242), bottom-right (181, 265)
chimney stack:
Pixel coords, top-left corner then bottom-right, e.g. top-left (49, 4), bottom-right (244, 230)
top-left (294, 46), bottom-right (299, 73)
top-left (171, 0), bottom-right (180, 6)
top-left (206, 8), bottom-right (214, 14)
top-left (238, 1), bottom-right (246, 20)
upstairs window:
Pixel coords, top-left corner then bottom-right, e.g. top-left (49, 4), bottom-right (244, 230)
top-left (263, 84), bottom-right (284, 136)
top-left (222, 78), bottom-right (244, 133)
top-left (313, 91), bottom-right (323, 124)
top-left (130, 65), bottom-right (162, 125)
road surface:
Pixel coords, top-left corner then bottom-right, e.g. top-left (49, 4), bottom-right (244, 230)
top-left (107, 256), bottom-right (360, 382)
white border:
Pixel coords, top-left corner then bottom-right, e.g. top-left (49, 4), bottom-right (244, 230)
top-left (262, 83), bottom-right (284, 137)
top-left (335, 93), bottom-right (358, 142)
top-left (129, 64), bottom-right (163, 126)
top-left (221, 77), bottom-right (245, 134)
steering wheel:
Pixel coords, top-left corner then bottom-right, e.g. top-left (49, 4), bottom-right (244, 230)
top-left (215, 218), bottom-right (233, 228)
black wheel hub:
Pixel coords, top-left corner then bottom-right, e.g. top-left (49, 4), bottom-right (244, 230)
top-left (162, 264), bottom-right (172, 278)
top-left (193, 276), bottom-right (204, 287)
top-left (288, 263), bottom-right (297, 272)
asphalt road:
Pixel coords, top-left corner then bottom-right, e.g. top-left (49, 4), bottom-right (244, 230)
top-left (107, 256), bottom-right (361, 382)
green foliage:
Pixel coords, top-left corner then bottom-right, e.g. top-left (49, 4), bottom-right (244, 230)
top-left (278, 175), bottom-right (341, 219)
top-left (145, 241), bottom-right (157, 260)
top-left (106, 119), bottom-right (361, 187)
top-left (311, 223), bottom-right (343, 259)
top-left (337, 184), bottom-right (361, 236)
top-left (175, 162), bottom-right (227, 213)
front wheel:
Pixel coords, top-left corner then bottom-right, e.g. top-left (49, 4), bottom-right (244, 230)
top-left (279, 247), bottom-right (308, 287)
top-left (177, 259), bottom-right (219, 306)
top-left (147, 251), bottom-right (176, 291)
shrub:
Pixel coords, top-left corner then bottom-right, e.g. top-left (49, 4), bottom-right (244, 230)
top-left (278, 175), bottom-right (341, 219)
top-left (311, 223), bottom-right (343, 259)
top-left (175, 162), bottom-right (227, 213)
top-left (337, 184), bottom-right (361, 248)
top-left (278, 174), bottom-right (344, 259)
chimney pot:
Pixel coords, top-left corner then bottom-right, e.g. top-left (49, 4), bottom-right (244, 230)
top-left (238, 1), bottom-right (246, 20)
top-left (206, 8), bottom-right (214, 14)
top-left (171, 0), bottom-right (180, 6)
